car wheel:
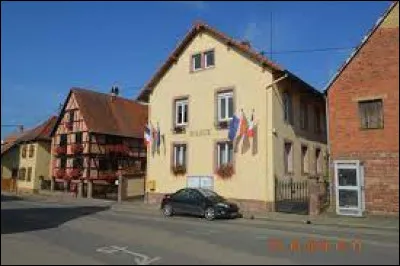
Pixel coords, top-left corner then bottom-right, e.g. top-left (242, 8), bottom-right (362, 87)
top-left (163, 204), bottom-right (173, 217)
top-left (204, 207), bottom-right (215, 221)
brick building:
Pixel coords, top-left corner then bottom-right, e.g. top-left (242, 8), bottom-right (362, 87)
top-left (326, 2), bottom-right (399, 215)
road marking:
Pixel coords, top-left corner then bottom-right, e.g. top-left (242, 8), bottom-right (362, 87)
top-left (96, 245), bottom-right (161, 265)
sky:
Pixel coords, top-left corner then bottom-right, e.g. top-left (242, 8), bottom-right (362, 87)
top-left (1, 1), bottom-right (392, 138)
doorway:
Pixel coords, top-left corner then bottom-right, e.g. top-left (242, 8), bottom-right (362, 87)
top-left (334, 160), bottom-right (365, 217)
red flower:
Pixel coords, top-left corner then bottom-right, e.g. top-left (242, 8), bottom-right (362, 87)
top-left (216, 164), bottom-right (234, 179)
top-left (68, 168), bottom-right (82, 179)
top-left (71, 143), bottom-right (84, 154)
top-left (55, 169), bottom-right (66, 179)
top-left (54, 146), bottom-right (67, 155)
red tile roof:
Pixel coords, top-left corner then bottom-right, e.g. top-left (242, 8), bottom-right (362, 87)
top-left (1, 116), bottom-right (57, 155)
top-left (52, 88), bottom-right (148, 139)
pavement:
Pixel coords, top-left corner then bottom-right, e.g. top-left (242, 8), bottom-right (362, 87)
top-left (7, 191), bottom-right (400, 231)
top-left (1, 192), bottom-right (399, 265)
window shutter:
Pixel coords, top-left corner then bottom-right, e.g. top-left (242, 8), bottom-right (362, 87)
top-left (359, 102), bottom-right (368, 129)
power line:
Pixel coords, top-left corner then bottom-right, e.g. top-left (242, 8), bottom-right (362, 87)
top-left (269, 46), bottom-right (356, 54)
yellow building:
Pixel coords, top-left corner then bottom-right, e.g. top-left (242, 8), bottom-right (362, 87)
top-left (1, 116), bottom-right (57, 193)
top-left (137, 22), bottom-right (327, 212)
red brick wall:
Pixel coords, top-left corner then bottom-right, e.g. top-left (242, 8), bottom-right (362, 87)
top-left (327, 26), bottom-right (399, 215)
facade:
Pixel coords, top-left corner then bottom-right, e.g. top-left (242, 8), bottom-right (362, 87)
top-left (49, 88), bottom-right (148, 198)
top-left (326, 2), bottom-right (399, 215)
top-left (1, 116), bottom-right (57, 193)
top-left (138, 22), bottom-right (327, 212)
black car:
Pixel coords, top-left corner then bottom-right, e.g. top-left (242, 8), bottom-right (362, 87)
top-left (160, 188), bottom-right (240, 220)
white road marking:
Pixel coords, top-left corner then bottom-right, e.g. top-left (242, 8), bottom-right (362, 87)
top-left (96, 245), bottom-right (161, 265)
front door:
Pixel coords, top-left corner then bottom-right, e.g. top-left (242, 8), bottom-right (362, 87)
top-left (334, 160), bottom-right (365, 217)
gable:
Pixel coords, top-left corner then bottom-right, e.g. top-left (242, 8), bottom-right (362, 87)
top-left (54, 92), bottom-right (89, 136)
top-left (325, 1), bottom-right (399, 93)
top-left (137, 22), bottom-right (283, 102)
top-left (149, 31), bottom-right (275, 103)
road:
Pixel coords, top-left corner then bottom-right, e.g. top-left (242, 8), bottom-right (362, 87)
top-left (1, 194), bottom-right (399, 265)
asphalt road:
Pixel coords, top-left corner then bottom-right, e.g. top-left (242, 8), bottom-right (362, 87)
top-left (1, 195), bottom-right (399, 265)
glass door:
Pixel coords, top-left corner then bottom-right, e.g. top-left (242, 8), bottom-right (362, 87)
top-left (334, 160), bottom-right (364, 217)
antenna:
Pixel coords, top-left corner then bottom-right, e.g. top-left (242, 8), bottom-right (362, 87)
top-left (270, 12), bottom-right (273, 60)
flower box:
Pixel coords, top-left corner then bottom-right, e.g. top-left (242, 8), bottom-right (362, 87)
top-left (216, 163), bottom-right (234, 179)
top-left (216, 120), bottom-right (229, 129)
top-left (105, 144), bottom-right (129, 155)
top-left (55, 169), bottom-right (66, 179)
top-left (171, 164), bottom-right (186, 176)
top-left (68, 168), bottom-right (82, 179)
top-left (54, 146), bottom-right (67, 156)
top-left (98, 170), bottom-right (117, 181)
top-left (173, 126), bottom-right (186, 134)
top-left (71, 143), bottom-right (84, 154)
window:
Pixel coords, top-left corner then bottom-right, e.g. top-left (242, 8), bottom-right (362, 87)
top-left (27, 167), bottom-right (32, 182)
top-left (284, 142), bottom-right (293, 174)
top-left (173, 144), bottom-right (187, 167)
top-left (216, 142), bottom-right (233, 168)
top-left (204, 50), bottom-right (215, 68)
top-left (69, 110), bottom-right (75, 124)
top-left (192, 53), bottom-right (202, 71)
top-left (60, 157), bottom-right (67, 169)
top-left (283, 92), bottom-right (293, 124)
top-left (11, 168), bottom-right (18, 178)
top-left (358, 99), bottom-right (384, 129)
top-left (175, 99), bottom-right (188, 127)
top-left (217, 91), bottom-right (234, 122)
top-left (28, 144), bottom-right (35, 158)
top-left (21, 145), bottom-right (27, 158)
top-left (172, 189), bottom-right (191, 201)
top-left (300, 100), bottom-right (308, 130)
top-left (314, 107), bottom-right (322, 133)
top-left (73, 158), bottom-right (83, 169)
top-left (75, 132), bottom-right (82, 144)
top-left (315, 148), bottom-right (322, 175)
top-left (301, 145), bottom-right (309, 174)
top-left (60, 134), bottom-right (67, 146)
top-left (99, 158), bottom-right (108, 171)
top-left (18, 168), bottom-right (26, 181)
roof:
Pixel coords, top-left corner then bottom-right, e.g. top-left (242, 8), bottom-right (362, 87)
top-left (324, 1), bottom-right (398, 93)
top-left (1, 116), bottom-right (57, 155)
top-left (51, 88), bottom-right (148, 139)
top-left (136, 21), bottom-right (286, 102)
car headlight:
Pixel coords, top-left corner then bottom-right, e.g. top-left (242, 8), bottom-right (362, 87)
top-left (216, 203), bottom-right (229, 208)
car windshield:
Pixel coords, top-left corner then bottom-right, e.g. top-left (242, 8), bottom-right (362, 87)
top-left (197, 189), bottom-right (224, 201)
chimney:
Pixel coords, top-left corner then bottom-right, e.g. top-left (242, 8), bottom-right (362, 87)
top-left (240, 40), bottom-right (251, 49)
top-left (110, 86), bottom-right (118, 102)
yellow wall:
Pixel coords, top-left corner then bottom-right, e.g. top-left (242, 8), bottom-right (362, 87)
top-left (1, 146), bottom-right (19, 179)
top-left (148, 31), bottom-right (272, 202)
top-left (381, 2), bottom-right (399, 28)
top-left (18, 141), bottom-right (52, 191)
top-left (147, 31), bottom-right (327, 203)
top-left (126, 177), bottom-right (145, 197)
top-left (270, 80), bottom-right (328, 187)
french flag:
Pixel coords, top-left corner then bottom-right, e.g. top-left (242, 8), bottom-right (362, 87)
top-left (144, 124), bottom-right (152, 146)
top-left (247, 112), bottom-right (254, 137)
top-left (228, 115), bottom-right (240, 141)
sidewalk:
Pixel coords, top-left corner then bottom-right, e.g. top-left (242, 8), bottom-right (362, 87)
top-left (110, 200), bottom-right (399, 231)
